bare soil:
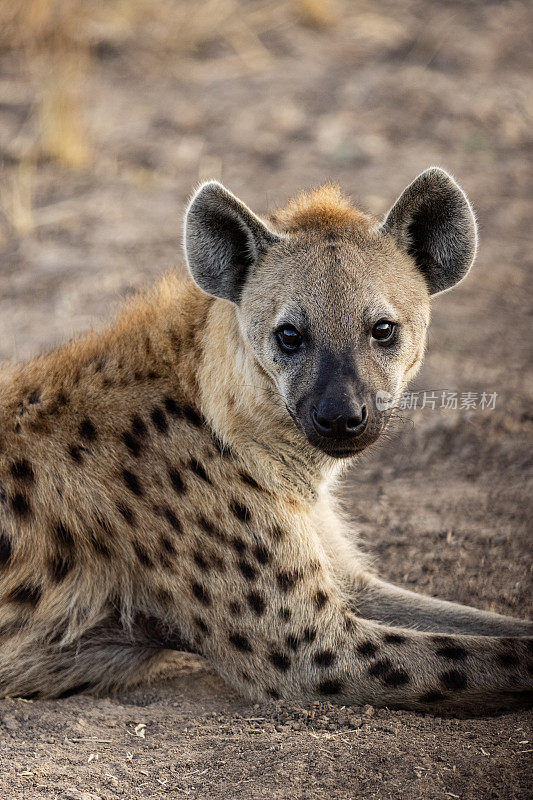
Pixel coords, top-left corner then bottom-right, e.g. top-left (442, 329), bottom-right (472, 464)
top-left (0, 1), bottom-right (532, 798)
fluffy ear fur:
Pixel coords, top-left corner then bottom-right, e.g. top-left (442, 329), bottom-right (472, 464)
top-left (184, 181), bottom-right (281, 303)
top-left (381, 168), bottom-right (477, 295)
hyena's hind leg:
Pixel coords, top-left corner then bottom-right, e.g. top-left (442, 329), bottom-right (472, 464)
top-left (0, 610), bottom-right (192, 699)
top-left (350, 575), bottom-right (533, 637)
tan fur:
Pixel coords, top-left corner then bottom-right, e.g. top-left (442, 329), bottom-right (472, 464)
top-left (0, 187), bottom-right (530, 711)
top-left (271, 184), bottom-right (374, 233)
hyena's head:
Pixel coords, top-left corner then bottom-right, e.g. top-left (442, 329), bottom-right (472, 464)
top-left (184, 168), bottom-right (477, 459)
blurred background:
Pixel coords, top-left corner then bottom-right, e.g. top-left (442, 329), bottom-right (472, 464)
top-left (0, 3), bottom-right (532, 797)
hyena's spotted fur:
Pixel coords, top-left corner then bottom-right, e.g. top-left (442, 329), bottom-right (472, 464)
top-left (0, 169), bottom-right (531, 711)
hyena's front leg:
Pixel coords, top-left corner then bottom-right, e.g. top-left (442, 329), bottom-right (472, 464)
top-left (184, 562), bottom-right (532, 714)
top-left (203, 606), bottom-right (532, 713)
top-left (348, 574), bottom-right (533, 637)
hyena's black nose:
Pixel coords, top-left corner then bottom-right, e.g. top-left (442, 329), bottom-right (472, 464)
top-left (311, 402), bottom-right (368, 438)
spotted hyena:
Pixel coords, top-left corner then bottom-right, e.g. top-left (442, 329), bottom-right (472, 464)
top-left (0, 168), bottom-right (531, 712)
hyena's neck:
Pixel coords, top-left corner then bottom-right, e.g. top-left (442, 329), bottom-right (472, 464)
top-left (195, 295), bottom-right (333, 502)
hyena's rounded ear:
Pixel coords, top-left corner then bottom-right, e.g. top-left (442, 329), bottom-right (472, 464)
top-left (380, 167), bottom-right (478, 295)
top-left (184, 181), bottom-right (281, 303)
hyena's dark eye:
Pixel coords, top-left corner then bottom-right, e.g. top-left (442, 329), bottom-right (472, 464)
top-left (276, 325), bottom-right (303, 353)
top-left (372, 320), bottom-right (396, 343)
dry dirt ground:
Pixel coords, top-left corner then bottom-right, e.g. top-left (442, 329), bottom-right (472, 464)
top-left (0, 1), bottom-right (532, 798)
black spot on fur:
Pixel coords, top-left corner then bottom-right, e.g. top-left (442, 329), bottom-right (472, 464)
top-left (279, 607), bottom-right (291, 622)
top-left (357, 640), bottom-right (379, 658)
top-left (163, 506), bottom-right (183, 533)
top-left (277, 570), bottom-right (300, 592)
top-left (368, 658), bottom-right (410, 687)
top-left (11, 459), bottom-right (34, 483)
top-left (239, 472), bottom-right (263, 491)
top-left (253, 544), bottom-right (270, 565)
top-left (238, 559), bottom-right (257, 581)
top-left (122, 430), bottom-right (141, 457)
top-left (440, 669), bottom-right (468, 691)
top-left (151, 406), bottom-right (168, 434)
top-left (267, 688), bottom-right (280, 700)
top-left (419, 690), bottom-right (446, 703)
top-left (131, 415), bottom-right (148, 438)
top-left (133, 542), bottom-right (153, 568)
top-left (0, 533), bottom-right (12, 566)
top-left (383, 668), bottom-right (410, 687)
top-left (160, 536), bottom-right (176, 556)
top-left (122, 469), bottom-right (143, 496)
top-left (317, 679), bottom-right (343, 695)
top-left (49, 553), bottom-right (72, 582)
top-left (496, 651), bottom-right (520, 668)
top-left (168, 467), bottom-right (185, 494)
top-left (55, 521), bottom-right (75, 550)
top-left (270, 650), bottom-right (291, 671)
top-left (270, 525), bottom-right (285, 541)
top-left (10, 492), bottom-right (31, 517)
top-left (194, 617), bottom-right (209, 635)
top-left (163, 396), bottom-right (180, 416)
top-left (193, 551), bottom-right (209, 572)
top-left (246, 591), bottom-right (266, 615)
top-left (314, 590), bottom-right (328, 610)
top-left (117, 502), bottom-right (136, 526)
top-left (230, 500), bottom-right (251, 523)
top-left (368, 658), bottom-right (393, 678)
top-left (303, 627), bottom-right (317, 643)
top-left (229, 632), bottom-right (253, 653)
top-left (314, 649), bottom-right (336, 668)
top-left (8, 582), bottom-right (41, 606)
top-left (231, 536), bottom-right (247, 554)
top-left (69, 444), bottom-right (87, 463)
top-left (57, 682), bottom-right (92, 699)
top-left (197, 516), bottom-right (226, 543)
top-left (192, 582), bottom-right (211, 606)
top-left (436, 643), bottom-right (468, 661)
top-left (79, 418), bottom-right (97, 441)
top-left (183, 406), bottom-right (203, 427)
top-left (189, 460), bottom-right (212, 484)
top-left (286, 634), bottom-right (300, 651)
top-left (384, 633), bottom-right (407, 645)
